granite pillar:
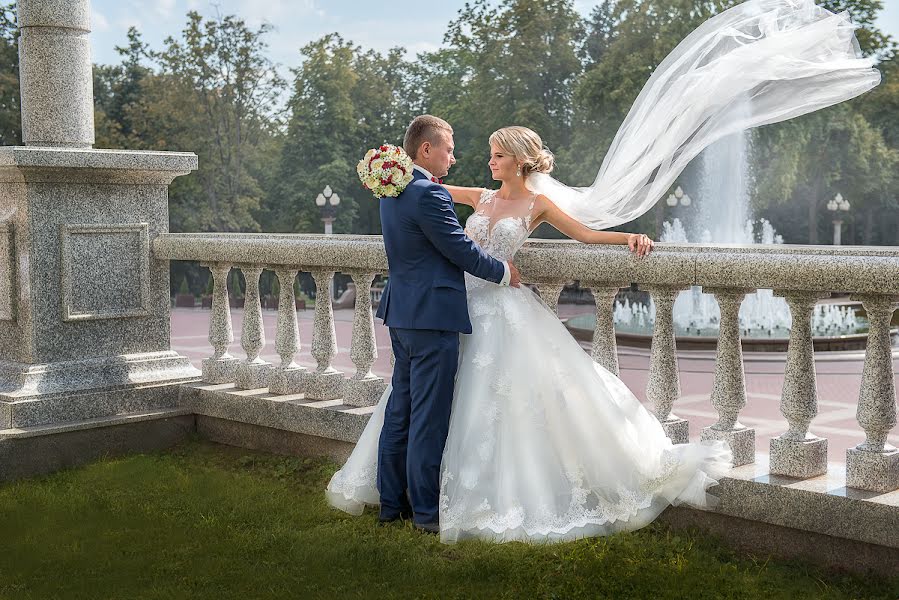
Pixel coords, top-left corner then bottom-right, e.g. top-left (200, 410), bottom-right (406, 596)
top-left (0, 0), bottom-right (200, 428)
top-left (587, 285), bottom-right (623, 376)
top-left (770, 292), bottom-right (828, 478)
top-left (268, 268), bottom-right (306, 395)
top-left (846, 294), bottom-right (899, 492)
top-left (343, 271), bottom-right (386, 407)
top-left (200, 263), bottom-right (239, 384)
top-left (701, 288), bottom-right (755, 466)
top-left (646, 286), bottom-right (689, 444)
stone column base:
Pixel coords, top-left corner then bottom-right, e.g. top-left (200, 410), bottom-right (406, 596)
top-left (0, 382), bottom-right (186, 429)
top-left (701, 426), bottom-right (755, 466)
top-left (343, 376), bottom-right (387, 408)
top-left (234, 361), bottom-right (272, 390)
top-left (0, 352), bottom-right (200, 399)
top-left (770, 435), bottom-right (828, 478)
top-left (846, 446), bottom-right (899, 493)
top-left (201, 357), bottom-right (240, 384)
top-left (268, 367), bottom-right (307, 396)
top-left (303, 370), bottom-right (345, 401)
top-left (660, 418), bottom-right (689, 444)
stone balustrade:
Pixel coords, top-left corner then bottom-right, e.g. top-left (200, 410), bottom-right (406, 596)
top-left (155, 234), bottom-right (390, 409)
top-left (153, 234), bottom-right (899, 493)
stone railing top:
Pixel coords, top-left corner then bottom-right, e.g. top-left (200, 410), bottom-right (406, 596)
top-left (153, 233), bottom-right (899, 295)
top-left (0, 147), bottom-right (198, 171)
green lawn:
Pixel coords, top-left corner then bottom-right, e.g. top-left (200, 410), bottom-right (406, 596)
top-left (0, 438), bottom-right (895, 600)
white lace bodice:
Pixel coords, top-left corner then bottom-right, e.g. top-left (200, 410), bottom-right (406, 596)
top-left (464, 189), bottom-right (536, 262)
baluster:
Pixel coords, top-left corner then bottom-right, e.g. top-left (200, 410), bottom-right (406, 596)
top-left (304, 269), bottom-right (344, 400)
top-left (770, 292), bottom-right (827, 478)
top-left (536, 282), bottom-right (566, 316)
top-left (268, 268), bottom-right (306, 395)
top-left (701, 288), bottom-right (754, 466)
top-left (646, 286), bottom-right (689, 443)
top-left (846, 294), bottom-right (899, 492)
top-left (234, 266), bottom-right (272, 390)
top-left (343, 271), bottom-right (387, 407)
top-left (587, 285), bottom-right (623, 375)
top-left (200, 263), bottom-right (240, 383)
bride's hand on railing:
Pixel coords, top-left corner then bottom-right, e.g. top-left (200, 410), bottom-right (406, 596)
top-left (627, 233), bottom-right (654, 258)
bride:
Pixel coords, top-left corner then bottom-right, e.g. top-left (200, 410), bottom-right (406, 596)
top-left (327, 0), bottom-right (880, 544)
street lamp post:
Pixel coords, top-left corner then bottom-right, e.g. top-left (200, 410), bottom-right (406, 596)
top-left (666, 185), bottom-right (692, 212)
top-left (827, 192), bottom-right (850, 245)
top-left (316, 185), bottom-right (341, 236)
top-left (315, 185), bottom-right (341, 299)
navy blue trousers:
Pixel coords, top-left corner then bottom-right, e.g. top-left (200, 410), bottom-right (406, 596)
top-left (377, 327), bottom-right (460, 525)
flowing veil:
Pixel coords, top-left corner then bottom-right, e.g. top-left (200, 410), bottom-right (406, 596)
top-left (528, 0), bottom-right (881, 230)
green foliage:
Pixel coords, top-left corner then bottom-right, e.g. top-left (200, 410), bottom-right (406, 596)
top-left (264, 35), bottom-right (418, 234)
top-left (94, 13), bottom-right (286, 234)
top-left (819, 0), bottom-right (896, 59)
top-left (0, 2), bottom-right (17, 146)
top-left (422, 0), bottom-right (585, 187)
top-left (270, 274), bottom-right (280, 298)
top-left (0, 440), bottom-right (895, 599)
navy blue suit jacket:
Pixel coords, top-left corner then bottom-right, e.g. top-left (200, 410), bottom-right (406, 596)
top-left (375, 170), bottom-right (505, 334)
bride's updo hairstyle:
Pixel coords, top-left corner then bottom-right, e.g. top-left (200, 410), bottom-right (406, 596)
top-left (489, 126), bottom-right (555, 177)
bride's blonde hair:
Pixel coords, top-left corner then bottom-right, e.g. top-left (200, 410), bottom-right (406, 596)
top-left (489, 126), bottom-right (555, 177)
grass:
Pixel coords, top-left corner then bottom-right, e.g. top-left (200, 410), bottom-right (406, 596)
top-left (0, 438), bottom-right (895, 600)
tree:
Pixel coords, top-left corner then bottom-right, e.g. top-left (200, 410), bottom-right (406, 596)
top-left (419, 0), bottom-right (584, 188)
top-left (860, 55), bottom-right (899, 148)
top-left (819, 0), bottom-right (896, 59)
top-left (267, 35), bottom-right (418, 234)
top-left (134, 12), bottom-right (286, 233)
top-left (754, 104), bottom-right (897, 244)
top-left (0, 2), bottom-right (19, 146)
top-left (94, 28), bottom-right (153, 149)
top-left (752, 1), bottom-right (897, 244)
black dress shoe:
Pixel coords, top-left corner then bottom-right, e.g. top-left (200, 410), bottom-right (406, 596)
top-left (414, 521), bottom-right (440, 535)
top-left (378, 508), bottom-right (413, 524)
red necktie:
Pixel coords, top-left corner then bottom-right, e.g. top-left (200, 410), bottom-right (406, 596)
top-left (431, 177), bottom-right (443, 184)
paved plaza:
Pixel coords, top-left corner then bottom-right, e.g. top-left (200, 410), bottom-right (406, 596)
top-left (171, 305), bottom-right (899, 465)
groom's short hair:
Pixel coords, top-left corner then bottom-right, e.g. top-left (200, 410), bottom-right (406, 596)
top-left (404, 115), bottom-right (453, 159)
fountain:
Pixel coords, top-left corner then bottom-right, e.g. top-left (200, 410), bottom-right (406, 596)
top-left (565, 118), bottom-right (885, 351)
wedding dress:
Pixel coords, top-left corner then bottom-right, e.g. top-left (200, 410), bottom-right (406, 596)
top-left (327, 190), bottom-right (732, 543)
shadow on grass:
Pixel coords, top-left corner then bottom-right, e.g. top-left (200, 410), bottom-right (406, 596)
top-left (0, 437), bottom-right (896, 600)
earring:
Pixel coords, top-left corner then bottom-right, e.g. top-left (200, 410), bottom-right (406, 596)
top-left (516, 165), bottom-right (522, 177)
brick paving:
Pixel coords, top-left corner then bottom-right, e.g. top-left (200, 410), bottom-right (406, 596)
top-left (172, 305), bottom-right (899, 464)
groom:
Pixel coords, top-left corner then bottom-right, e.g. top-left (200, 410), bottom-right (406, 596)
top-left (375, 115), bottom-right (520, 533)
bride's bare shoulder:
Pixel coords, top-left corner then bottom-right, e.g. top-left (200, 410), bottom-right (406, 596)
top-left (533, 193), bottom-right (555, 211)
top-left (444, 185), bottom-right (488, 208)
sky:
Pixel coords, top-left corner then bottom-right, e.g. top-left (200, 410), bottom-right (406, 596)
top-left (88, 0), bottom-right (899, 75)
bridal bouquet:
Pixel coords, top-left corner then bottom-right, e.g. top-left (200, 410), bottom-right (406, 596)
top-left (357, 144), bottom-right (414, 198)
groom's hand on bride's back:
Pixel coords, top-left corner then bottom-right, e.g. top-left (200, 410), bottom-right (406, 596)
top-left (509, 263), bottom-right (522, 288)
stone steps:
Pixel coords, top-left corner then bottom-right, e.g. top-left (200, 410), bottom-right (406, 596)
top-left (0, 407), bottom-right (193, 440)
top-left (180, 382), bottom-right (374, 445)
top-left (0, 379), bottom-right (198, 429)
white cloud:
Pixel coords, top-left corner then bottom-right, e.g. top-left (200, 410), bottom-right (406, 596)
top-left (92, 10), bottom-right (111, 33)
top-left (235, 0), bottom-right (325, 28)
top-left (116, 16), bottom-right (143, 32)
top-left (155, 0), bottom-right (178, 19)
top-left (405, 41), bottom-right (441, 57)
